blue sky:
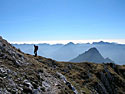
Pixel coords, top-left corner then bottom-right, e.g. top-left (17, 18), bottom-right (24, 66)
top-left (0, 0), bottom-right (125, 43)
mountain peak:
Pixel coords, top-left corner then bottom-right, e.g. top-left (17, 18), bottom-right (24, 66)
top-left (92, 41), bottom-right (116, 45)
top-left (66, 42), bottom-right (75, 45)
top-left (87, 47), bottom-right (99, 53)
top-left (70, 47), bottom-right (113, 63)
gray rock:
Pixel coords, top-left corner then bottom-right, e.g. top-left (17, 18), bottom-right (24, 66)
top-left (14, 61), bottom-right (21, 67)
top-left (23, 79), bottom-right (33, 90)
top-left (42, 81), bottom-right (50, 91)
top-left (56, 72), bottom-right (78, 94)
top-left (95, 82), bottom-right (109, 94)
top-left (100, 72), bottom-right (113, 94)
top-left (0, 88), bottom-right (11, 94)
top-left (32, 89), bottom-right (41, 94)
top-left (0, 67), bottom-right (8, 77)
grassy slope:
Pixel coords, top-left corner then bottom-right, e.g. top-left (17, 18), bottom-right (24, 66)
top-left (33, 55), bottom-right (125, 94)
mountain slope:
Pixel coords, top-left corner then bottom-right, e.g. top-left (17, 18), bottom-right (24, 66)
top-left (36, 56), bottom-right (125, 94)
top-left (0, 36), bottom-right (74, 94)
top-left (0, 36), bottom-right (125, 94)
top-left (70, 47), bottom-right (113, 63)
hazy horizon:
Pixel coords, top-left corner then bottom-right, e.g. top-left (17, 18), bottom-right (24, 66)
top-left (10, 39), bottom-right (125, 44)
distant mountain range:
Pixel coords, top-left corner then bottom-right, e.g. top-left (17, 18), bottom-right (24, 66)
top-left (13, 41), bottom-right (125, 65)
top-left (70, 47), bottom-right (113, 63)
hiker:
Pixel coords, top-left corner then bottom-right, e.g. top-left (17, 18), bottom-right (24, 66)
top-left (34, 45), bottom-right (38, 57)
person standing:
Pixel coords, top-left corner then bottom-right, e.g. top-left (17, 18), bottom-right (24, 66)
top-left (34, 45), bottom-right (38, 57)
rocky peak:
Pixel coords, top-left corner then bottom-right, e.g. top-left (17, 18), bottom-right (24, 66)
top-left (85, 47), bottom-right (99, 54)
top-left (70, 47), bottom-right (113, 63)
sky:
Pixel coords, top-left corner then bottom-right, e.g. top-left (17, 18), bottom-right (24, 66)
top-left (0, 0), bottom-right (125, 44)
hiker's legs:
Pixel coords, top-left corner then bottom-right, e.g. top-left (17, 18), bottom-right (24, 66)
top-left (34, 51), bottom-right (37, 57)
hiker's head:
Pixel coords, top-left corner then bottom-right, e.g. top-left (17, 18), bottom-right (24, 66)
top-left (34, 45), bottom-right (38, 50)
